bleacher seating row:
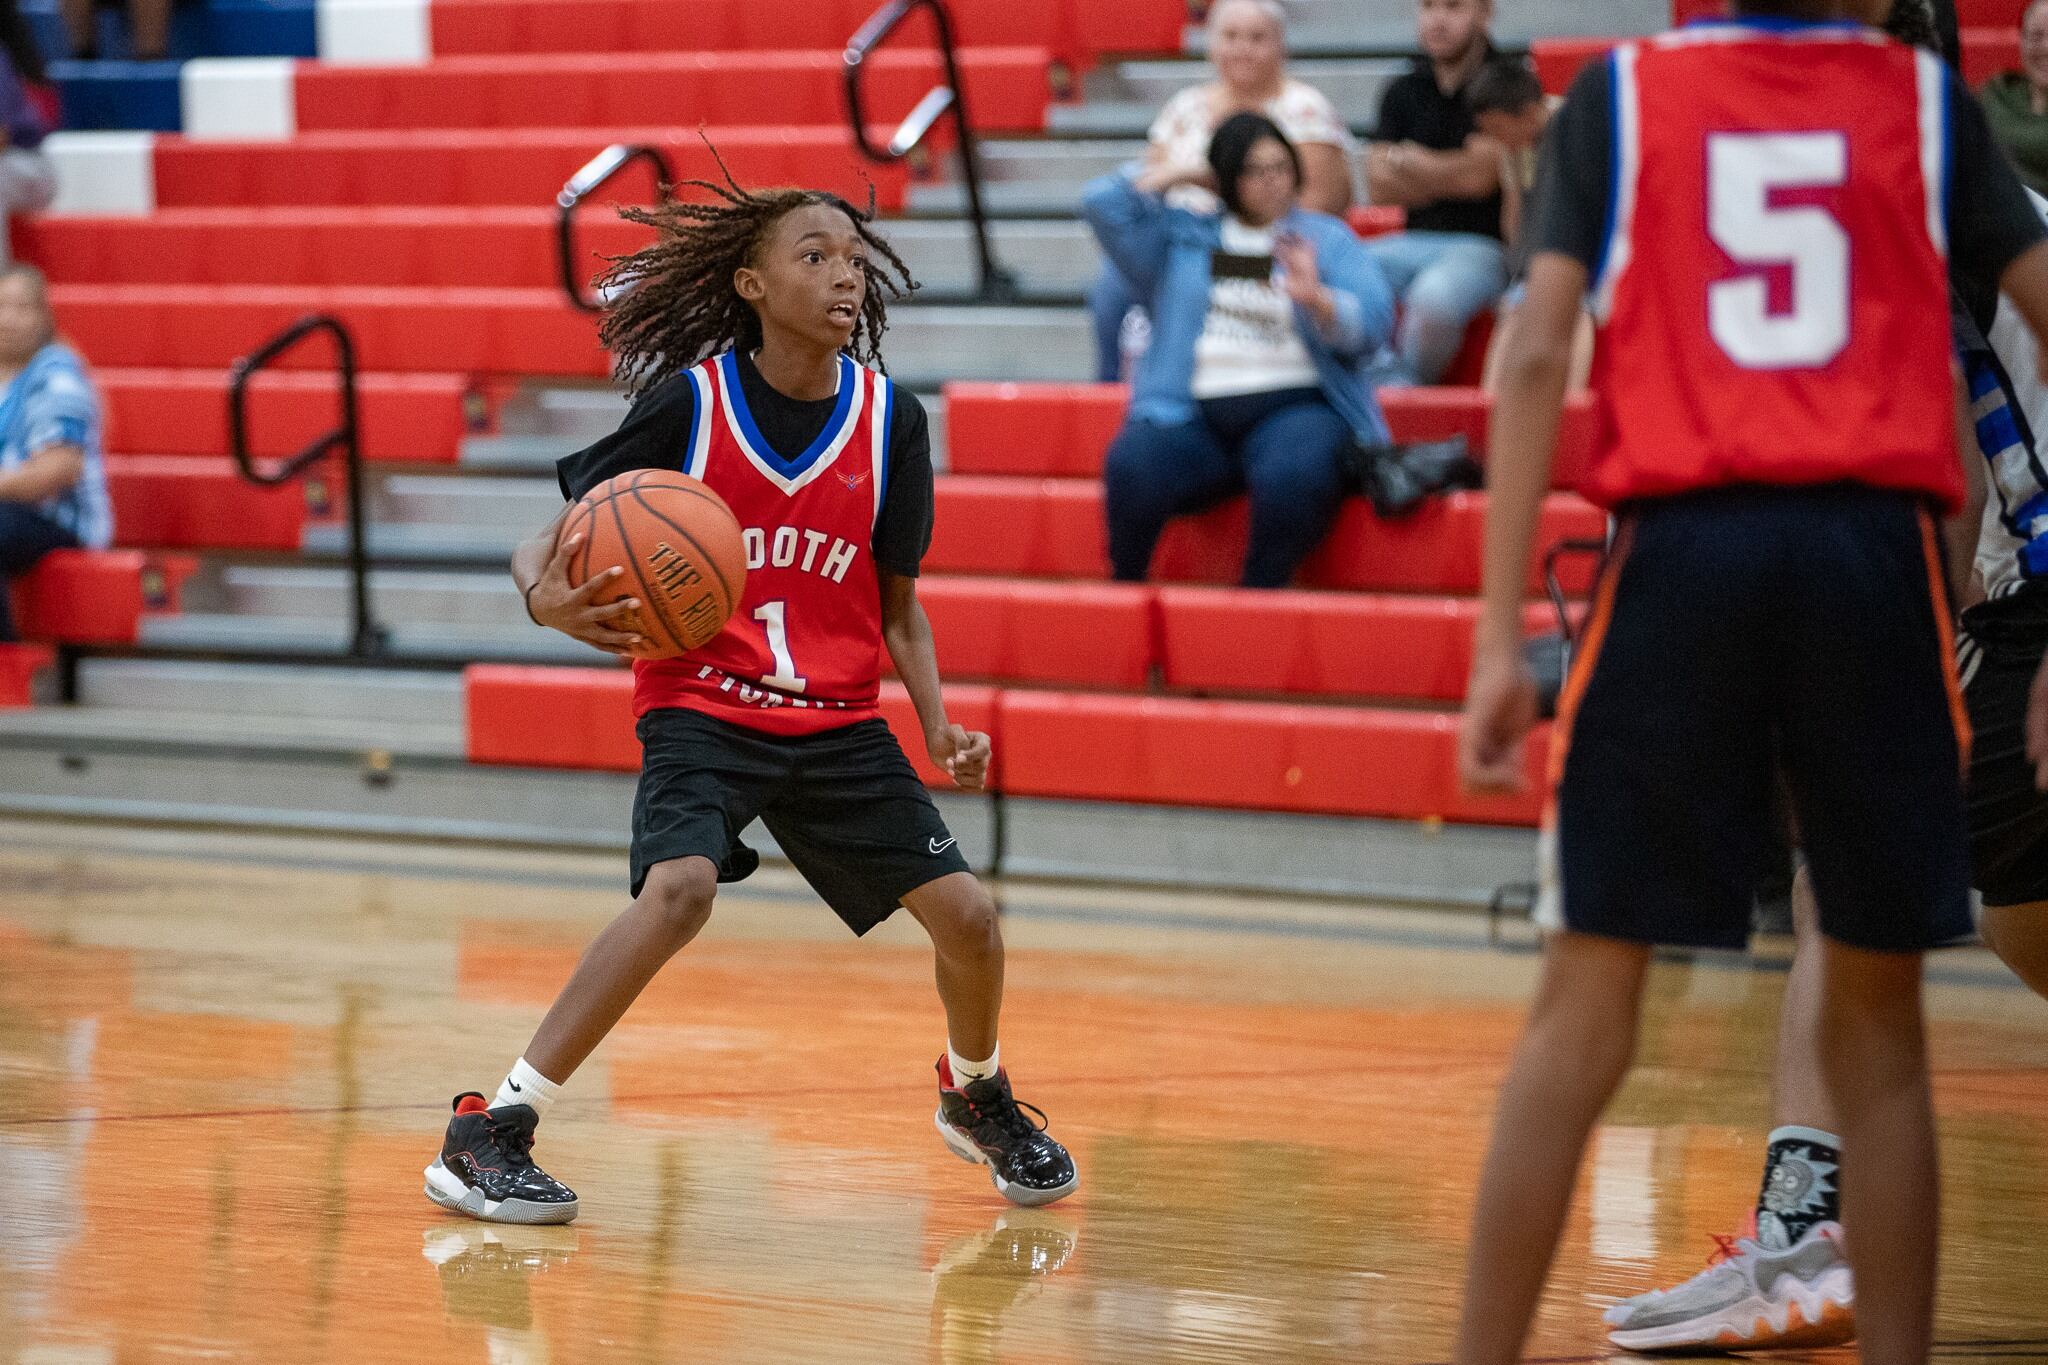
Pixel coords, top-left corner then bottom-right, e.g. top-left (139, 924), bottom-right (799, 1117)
top-left (465, 666), bottom-right (1551, 825)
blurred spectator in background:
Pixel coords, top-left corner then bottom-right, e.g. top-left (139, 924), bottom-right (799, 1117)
top-left (1465, 57), bottom-right (1592, 391)
top-left (0, 266), bottom-right (110, 642)
top-left (1363, 0), bottom-right (1507, 384)
top-left (1087, 0), bottom-right (1355, 381)
top-left (1082, 115), bottom-right (1393, 588)
top-left (1982, 0), bottom-right (2048, 195)
top-left (59, 0), bottom-right (171, 61)
top-left (0, 0), bottom-right (55, 262)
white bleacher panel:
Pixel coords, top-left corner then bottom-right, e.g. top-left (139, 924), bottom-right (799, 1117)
top-left (43, 132), bottom-right (155, 215)
top-left (316, 0), bottom-right (432, 65)
top-left (181, 59), bottom-right (298, 141)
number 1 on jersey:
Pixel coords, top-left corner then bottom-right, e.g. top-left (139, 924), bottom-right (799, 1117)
top-left (1706, 132), bottom-right (1850, 370)
top-left (753, 601), bottom-right (808, 694)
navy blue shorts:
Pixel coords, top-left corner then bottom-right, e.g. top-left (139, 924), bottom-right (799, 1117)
top-left (1540, 485), bottom-right (1973, 953)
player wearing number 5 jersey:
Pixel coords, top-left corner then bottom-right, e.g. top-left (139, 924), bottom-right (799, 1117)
top-left (1452, 5), bottom-right (2048, 1364)
top-left (421, 170), bottom-right (1077, 1228)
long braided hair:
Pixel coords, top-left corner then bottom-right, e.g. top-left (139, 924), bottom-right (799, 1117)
top-left (597, 154), bottom-right (918, 395)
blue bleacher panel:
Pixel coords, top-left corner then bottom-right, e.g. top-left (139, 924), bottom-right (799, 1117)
top-left (48, 58), bottom-right (181, 131)
top-left (24, 0), bottom-right (314, 66)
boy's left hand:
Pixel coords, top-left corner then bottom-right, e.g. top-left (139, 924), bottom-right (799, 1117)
top-left (929, 724), bottom-right (993, 791)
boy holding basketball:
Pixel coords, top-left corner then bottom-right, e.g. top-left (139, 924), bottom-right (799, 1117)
top-left (423, 173), bottom-right (1077, 1223)
top-left (1455, 1), bottom-right (2048, 1361)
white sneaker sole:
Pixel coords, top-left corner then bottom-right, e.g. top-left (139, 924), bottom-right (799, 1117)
top-left (933, 1108), bottom-right (1079, 1208)
top-left (1607, 1270), bottom-right (1854, 1352)
top-left (423, 1158), bottom-right (579, 1226)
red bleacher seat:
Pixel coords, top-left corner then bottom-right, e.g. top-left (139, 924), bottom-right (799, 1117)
top-left (18, 209), bottom-right (656, 292)
top-left (151, 127), bottom-right (909, 212)
top-left (0, 642), bottom-right (53, 707)
top-left (99, 368), bottom-right (472, 462)
top-left (942, 382), bottom-right (1598, 489)
top-left (10, 550), bottom-right (196, 646)
top-left (1346, 205), bottom-right (1406, 238)
top-left (293, 50), bottom-right (1054, 134)
top-left (995, 690), bottom-right (1547, 825)
top-left (426, 0), bottom-right (1186, 72)
top-left (106, 457), bottom-right (309, 552)
top-left (915, 577), bottom-right (1154, 688)
top-left (465, 666), bottom-right (998, 787)
top-left (1157, 590), bottom-right (1562, 702)
top-left (926, 478), bottom-right (1604, 593)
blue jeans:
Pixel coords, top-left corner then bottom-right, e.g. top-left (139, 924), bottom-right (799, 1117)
top-left (1364, 230), bottom-right (1508, 385)
top-left (0, 502), bottom-right (79, 641)
top-left (1103, 387), bottom-right (1351, 588)
top-left (1087, 262), bottom-right (1146, 383)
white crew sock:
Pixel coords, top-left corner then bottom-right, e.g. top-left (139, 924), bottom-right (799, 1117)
top-left (948, 1042), bottom-right (1000, 1085)
top-left (493, 1057), bottom-right (562, 1120)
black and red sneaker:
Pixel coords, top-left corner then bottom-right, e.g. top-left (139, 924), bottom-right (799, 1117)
top-left (934, 1059), bottom-right (1079, 1207)
top-left (424, 1092), bottom-right (579, 1225)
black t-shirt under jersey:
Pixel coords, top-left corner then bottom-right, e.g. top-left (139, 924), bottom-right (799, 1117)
top-left (555, 349), bottom-right (937, 579)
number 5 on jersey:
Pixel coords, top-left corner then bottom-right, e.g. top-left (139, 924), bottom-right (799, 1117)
top-left (1707, 132), bottom-right (1850, 370)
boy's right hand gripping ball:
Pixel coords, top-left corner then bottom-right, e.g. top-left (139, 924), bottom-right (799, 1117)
top-left (563, 470), bottom-right (747, 659)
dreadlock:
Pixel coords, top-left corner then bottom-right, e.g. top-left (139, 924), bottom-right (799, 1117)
top-left (597, 148), bottom-right (918, 396)
top-left (1883, 0), bottom-right (1940, 51)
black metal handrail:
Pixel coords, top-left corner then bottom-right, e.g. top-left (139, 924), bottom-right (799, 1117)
top-left (227, 313), bottom-right (383, 658)
top-left (556, 143), bottom-right (674, 313)
top-left (1542, 538), bottom-right (1609, 645)
top-left (844, 0), bottom-right (1017, 301)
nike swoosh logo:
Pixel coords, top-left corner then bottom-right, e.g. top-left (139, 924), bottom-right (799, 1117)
top-left (508, 1081), bottom-right (522, 1092)
top-left (929, 837), bottom-right (957, 855)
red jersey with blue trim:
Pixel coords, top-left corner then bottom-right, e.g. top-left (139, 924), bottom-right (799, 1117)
top-left (633, 349), bottom-right (895, 735)
top-left (1583, 26), bottom-right (1960, 510)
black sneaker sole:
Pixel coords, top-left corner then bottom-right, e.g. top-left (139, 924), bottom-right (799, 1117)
top-left (933, 1108), bottom-right (1079, 1208)
top-left (424, 1157), bottom-right (579, 1225)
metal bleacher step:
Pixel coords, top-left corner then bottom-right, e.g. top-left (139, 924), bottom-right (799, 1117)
top-left (136, 611), bottom-right (605, 665)
top-left (881, 219), bottom-right (1100, 299)
top-left (77, 658), bottom-right (463, 727)
top-left (907, 139), bottom-right (1145, 217)
top-left (0, 703), bottom-right (463, 760)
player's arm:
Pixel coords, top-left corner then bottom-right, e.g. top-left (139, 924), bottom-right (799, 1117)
top-left (1459, 249), bottom-right (1580, 793)
top-left (1946, 366), bottom-right (1988, 610)
top-left (880, 571), bottom-right (989, 791)
top-left (509, 506), bottom-right (643, 657)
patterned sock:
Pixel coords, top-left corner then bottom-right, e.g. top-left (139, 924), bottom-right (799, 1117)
top-left (492, 1057), bottom-right (562, 1120)
top-left (1754, 1124), bottom-right (1842, 1250)
top-left (948, 1043), bottom-right (1000, 1086)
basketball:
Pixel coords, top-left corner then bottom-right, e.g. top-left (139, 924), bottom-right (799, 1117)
top-left (562, 470), bottom-right (746, 659)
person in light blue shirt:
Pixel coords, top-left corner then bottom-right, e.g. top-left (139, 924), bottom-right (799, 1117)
top-left (1081, 114), bottom-right (1395, 587)
top-left (0, 264), bottom-right (111, 640)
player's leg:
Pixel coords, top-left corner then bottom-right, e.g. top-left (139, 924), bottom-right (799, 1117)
top-left (1457, 493), bottom-right (1777, 1364)
top-left (1236, 397), bottom-right (1351, 589)
top-left (424, 710), bottom-right (779, 1225)
top-left (1780, 490), bottom-right (1973, 1365)
top-left (1980, 903), bottom-right (2048, 993)
top-left (1604, 865), bottom-right (1856, 1351)
top-left (901, 872), bottom-right (1002, 1063)
top-left (1454, 929), bottom-right (1650, 1365)
top-left (762, 720), bottom-right (1076, 1206)
top-left (1101, 415), bottom-right (1234, 582)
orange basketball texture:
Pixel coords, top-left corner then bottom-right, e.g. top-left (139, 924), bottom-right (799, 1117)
top-left (564, 470), bottom-right (746, 659)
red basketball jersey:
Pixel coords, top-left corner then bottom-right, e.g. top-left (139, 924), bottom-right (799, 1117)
top-left (632, 350), bottom-right (895, 735)
top-left (1583, 26), bottom-right (1962, 511)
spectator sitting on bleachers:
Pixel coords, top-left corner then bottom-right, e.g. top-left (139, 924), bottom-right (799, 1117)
top-left (1465, 57), bottom-right (1592, 392)
top-left (1081, 114), bottom-right (1394, 588)
top-left (0, 266), bottom-right (111, 642)
top-left (1362, 0), bottom-right (1508, 385)
top-left (1981, 0), bottom-right (2048, 196)
top-left (58, 0), bottom-right (172, 61)
top-left (0, 1), bottom-right (53, 262)
top-left (1086, 0), bottom-right (1356, 382)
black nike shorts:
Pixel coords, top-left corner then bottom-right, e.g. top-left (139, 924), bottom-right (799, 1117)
top-left (630, 707), bottom-right (971, 934)
top-left (1543, 484), bottom-right (1974, 953)
top-left (1960, 585), bottom-right (2048, 909)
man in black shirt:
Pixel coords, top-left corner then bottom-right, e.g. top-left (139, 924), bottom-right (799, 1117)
top-left (1363, 0), bottom-right (1509, 384)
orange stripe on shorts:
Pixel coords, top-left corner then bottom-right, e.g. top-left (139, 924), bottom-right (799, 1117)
top-left (1547, 519), bottom-right (1636, 787)
top-left (1917, 507), bottom-right (1972, 769)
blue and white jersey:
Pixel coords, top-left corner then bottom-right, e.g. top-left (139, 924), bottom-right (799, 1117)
top-left (0, 342), bottom-right (111, 550)
top-left (1975, 190), bottom-right (2048, 600)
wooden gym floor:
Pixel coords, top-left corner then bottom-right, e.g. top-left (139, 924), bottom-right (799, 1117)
top-left (0, 819), bottom-right (2043, 1364)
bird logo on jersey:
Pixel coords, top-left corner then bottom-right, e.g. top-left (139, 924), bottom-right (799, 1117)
top-left (839, 468), bottom-right (870, 494)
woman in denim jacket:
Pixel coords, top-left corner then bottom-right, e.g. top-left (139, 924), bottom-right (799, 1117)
top-left (1081, 114), bottom-right (1396, 588)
